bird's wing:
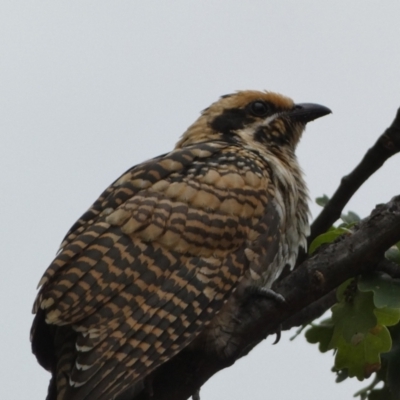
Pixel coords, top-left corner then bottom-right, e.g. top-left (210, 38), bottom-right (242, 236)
top-left (32, 141), bottom-right (278, 400)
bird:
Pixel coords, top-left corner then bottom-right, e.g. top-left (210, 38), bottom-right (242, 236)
top-left (31, 90), bottom-right (331, 400)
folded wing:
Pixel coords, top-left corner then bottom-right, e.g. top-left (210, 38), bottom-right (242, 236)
top-left (31, 141), bottom-right (275, 400)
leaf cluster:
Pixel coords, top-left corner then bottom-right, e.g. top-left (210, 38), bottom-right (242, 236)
top-left (305, 201), bottom-right (400, 399)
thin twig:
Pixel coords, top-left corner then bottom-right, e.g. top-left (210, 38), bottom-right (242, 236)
top-left (309, 107), bottom-right (400, 243)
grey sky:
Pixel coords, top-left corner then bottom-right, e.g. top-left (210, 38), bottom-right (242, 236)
top-left (2, 2), bottom-right (400, 399)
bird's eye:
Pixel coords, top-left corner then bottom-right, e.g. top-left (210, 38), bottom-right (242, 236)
top-left (249, 101), bottom-right (270, 117)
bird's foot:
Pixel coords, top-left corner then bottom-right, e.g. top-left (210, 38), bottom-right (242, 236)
top-left (244, 286), bottom-right (286, 304)
top-left (244, 286), bottom-right (285, 344)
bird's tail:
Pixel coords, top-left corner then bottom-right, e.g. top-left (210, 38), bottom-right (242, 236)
top-left (31, 308), bottom-right (77, 400)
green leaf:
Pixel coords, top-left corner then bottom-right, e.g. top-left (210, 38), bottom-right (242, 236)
top-left (316, 194), bottom-right (330, 207)
top-left (374, 307), bottom-right (400, 327)
top-left (341, 210), bottom-right (361, 224)
top-left (331, 290), bottom-right (377, 343)
top-left (385, 246), bottom-right (400, 265)
top-left (305, 278), bottom-right (400, 393)
top-left (309, 227), bottom-right (349, 255)
top-left (336, 279), bottom-right (354, 302)
top-left (333, 324), bottom-right (391, 380)
top-left (329, 283), bottom-right (392, 380)
top-left (305, 319), bottom-right (334, 352)
top-left (353, 367), bottom-right (387, 399)
top-left (384, 323), bottom-right (400, 399)
top-left (334, 368), bottom-right (349, 383)
top-left (358, 272), bottom-right (400, 309)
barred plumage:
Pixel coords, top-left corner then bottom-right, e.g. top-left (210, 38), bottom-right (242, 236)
top-left (31, 90), bottom-right (330, 400)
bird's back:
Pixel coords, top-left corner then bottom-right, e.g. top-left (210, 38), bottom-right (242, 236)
top-left (32, 141), bottom-right (276, 400)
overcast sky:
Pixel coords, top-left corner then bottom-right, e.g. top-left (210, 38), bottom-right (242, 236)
top-left (2, 2), bottom-right (400, 400)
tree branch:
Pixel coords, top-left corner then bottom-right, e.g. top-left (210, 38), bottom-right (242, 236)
top-left (281, 289), bottom-right (336, 331)
top-left (134, 195), bottom-right (400, 400)
top-left (309, 107), bottom-right (400, 243)
top-left (282, 257), bottom-right (400, 331)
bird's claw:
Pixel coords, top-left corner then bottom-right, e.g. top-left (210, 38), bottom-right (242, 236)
top-left (244, 286), bottom-right (286, 304)
top-left (272, 324), bottom-right (282, 344)
top-left (244, 286), bottom-right (285, 344)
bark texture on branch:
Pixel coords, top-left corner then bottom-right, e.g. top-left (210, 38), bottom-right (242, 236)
top-left (133, 195), bottom-right (400, 400)
top-left (282, 257), bottom-right (400, 331)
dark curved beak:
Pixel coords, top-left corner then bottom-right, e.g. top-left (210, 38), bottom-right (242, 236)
top-left (289, 103), bottom-right (332, 124)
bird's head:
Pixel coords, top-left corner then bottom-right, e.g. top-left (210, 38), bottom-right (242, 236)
top-left (176, 90), bottom-right (331, 155)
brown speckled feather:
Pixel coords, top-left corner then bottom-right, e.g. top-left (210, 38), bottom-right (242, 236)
top-left (32, 90), bottom-right (330, 400)
top-left (33, 141), bottom-right (276, 400)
